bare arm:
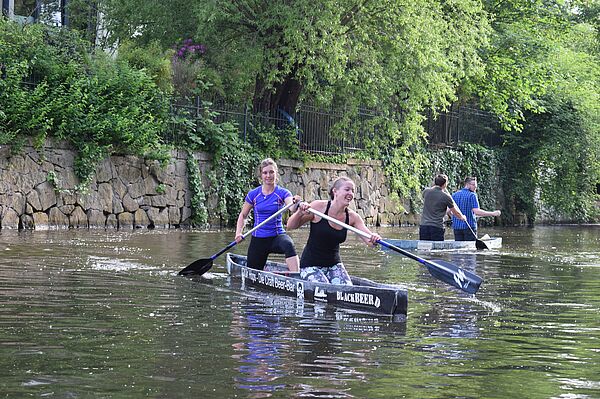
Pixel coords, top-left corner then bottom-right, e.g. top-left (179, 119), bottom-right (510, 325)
top-left (235, 201), bottom-right (253, 242)
top-left (285, 195), bottom-right (302, 213)
top-left (349, 211), bottom-right (381, 246)
top-left (473, 208), bottom-right (501, 217)
top-left (449, 205), bottom-right (467, 221)
top-left (287, 201), bottom-right (318, 230)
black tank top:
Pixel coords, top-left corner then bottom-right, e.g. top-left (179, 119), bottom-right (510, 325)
top-left (300, 201), bottom-right (349, 268)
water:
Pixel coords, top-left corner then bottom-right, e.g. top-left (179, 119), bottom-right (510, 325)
top-left (1, 226), bottom-right (599, 398)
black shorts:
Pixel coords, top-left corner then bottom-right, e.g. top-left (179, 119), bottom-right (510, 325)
top-left (454, 229), bottom-right (477, 241)
top-left (419, 225), bottom-right (445, 241)
top-left (247, 234), bottom-right (297, 270)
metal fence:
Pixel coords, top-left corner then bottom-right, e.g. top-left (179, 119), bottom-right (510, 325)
top-left (424, 105), bottom-right (503, 147)
top-left (167, 98), bottom-right (378, 154)
top-left (168, 97), bottom-right (503, 154)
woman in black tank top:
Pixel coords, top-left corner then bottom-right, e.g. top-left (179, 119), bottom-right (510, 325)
top-left (287, 177), bottom-right (381, 285)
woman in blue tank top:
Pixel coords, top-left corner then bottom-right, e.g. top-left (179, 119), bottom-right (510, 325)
top-left (286, 177), bottom-right (381, 285)
top-left (235, 158), bottom-right (300, 271)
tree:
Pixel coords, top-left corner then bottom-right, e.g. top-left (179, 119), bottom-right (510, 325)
top-left (95, 0), bottom-right (487, 115)
top-left (497, 11), bottom-right (600, 222)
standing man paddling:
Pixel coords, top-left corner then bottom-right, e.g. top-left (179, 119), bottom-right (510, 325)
top-left (451, 176), bottom-right (501, 241)
top-left (419, 174), bottom-right (467, 241)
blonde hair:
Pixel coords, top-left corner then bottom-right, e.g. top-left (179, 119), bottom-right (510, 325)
top-left (257, 158), bottom-right (278, 178)
top-left (329, 176), bottom-right (354, 200)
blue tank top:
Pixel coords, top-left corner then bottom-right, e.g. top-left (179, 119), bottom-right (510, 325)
top-left (245, 185), bottom-right (291, 237)
top-left (300, 201), bottom-right (349, 268)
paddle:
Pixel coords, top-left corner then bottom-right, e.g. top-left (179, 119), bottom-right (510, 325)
top-left (178, 201), bottom-right (296, 276)
top-left (465, 223), bottom-right (489, 250)
top-left (307, 208), bottom-right (483, 294)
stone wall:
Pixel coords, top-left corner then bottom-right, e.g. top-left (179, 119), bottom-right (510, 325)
top-left (278, 159), bottom-right (415, 226)
top-left (0, 141), bottom-right (412, 230)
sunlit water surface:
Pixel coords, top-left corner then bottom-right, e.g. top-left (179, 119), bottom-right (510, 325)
top-left (1, 225), bottom-right (599, 398)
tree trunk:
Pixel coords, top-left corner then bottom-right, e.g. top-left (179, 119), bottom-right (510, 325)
top-left (252, 65), bottom-right (303, 116)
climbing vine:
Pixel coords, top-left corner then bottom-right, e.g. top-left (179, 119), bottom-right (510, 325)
top-left (186, 151), bottom-right (208, 227)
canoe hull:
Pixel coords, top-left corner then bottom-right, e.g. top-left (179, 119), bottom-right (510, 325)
top-left (383, 237), bottom-right (502, 250)
top-left (226, 253), bottom-right (408, 318)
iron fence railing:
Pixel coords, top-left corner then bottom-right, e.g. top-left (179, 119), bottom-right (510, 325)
top-left (168, 98), bottom-right (503, 153)
top-left (168, 98), bottom-right (380, 154)
top-left (15, 77), bottom-right (503, 153)
top-left (424, 105), bottom-right (503, 147)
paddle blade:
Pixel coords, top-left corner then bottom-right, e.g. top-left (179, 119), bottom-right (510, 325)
top-left (475, 239), bottom-right (489, 250)
top-left (178, 258), bottom-right (213, 276)
top-left (424, 259), bottom-right (482, 294)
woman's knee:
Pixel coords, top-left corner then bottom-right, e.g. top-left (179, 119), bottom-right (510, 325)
top-left (277, 235), bottom-right (297, 258)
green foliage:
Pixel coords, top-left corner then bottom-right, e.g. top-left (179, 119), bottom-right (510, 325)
top-left (365, 114), bottom-right (430, 201)
top-left (248, 123), bottom-right (306, 162)
top-left (501, 93), bottom-right (599, 223)
top-left (0, 19), bottom-right (171, 189)
top-left (204, 122), bottom-right (259, 226)
top-left (186, 151), bottom-right (209, 227)
top-left (117, 40), bottom-right (174, 94)
top-left (155, 183), bottom-right (166, 195)
top-left (493, 8), bottom-right (600, 223)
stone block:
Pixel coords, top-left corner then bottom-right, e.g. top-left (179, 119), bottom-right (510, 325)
top-left (96, 158), bottom-right (115, 183)
top-left (21, 214), bottom-right (35, 229)
top-left (76, 190), bottom-right (100, 212)
top-left (118, 212), bottom-right (134, 229)
top-left (97, 183), bottom-right (113, 213)
top-left (1, 208), bottom-right (20, 229)
top-left (49, 207), bottom-right (69, 227)
top-left (33, 212), bottom-right (49, 230)
top-left (27, 190), bottom-right (42, 212)
top-left (122, 194), bottom-right (139, 212)
top-left (69, 206), bottom-right (88, 228)
top-left (112, 178), bottom-right (127, 199)
top-left (112, 196), bottom-right (124, 214)
top-left (134, 208), bottom-right (150, 228)
top-left (87, 209), bottom-right (106, 228)
top-left (106, 214), bottom-right (118, 229)
top-left (168, 206), bottom-right (181, 225)
top-left (147, 207), bottom-right (169, 228)
top-left (128, 181), bottom-right (145, 199)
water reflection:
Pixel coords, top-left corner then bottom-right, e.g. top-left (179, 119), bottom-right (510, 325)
top-left (230, 299), bottom-right (288, 396)
top-left (1, 226), bottom-right (600, 398)
top-left (222, 279), bottom-right (407, 397)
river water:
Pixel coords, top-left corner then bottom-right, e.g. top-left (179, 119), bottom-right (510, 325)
top-left (0, 225), bottom-right (599, 398)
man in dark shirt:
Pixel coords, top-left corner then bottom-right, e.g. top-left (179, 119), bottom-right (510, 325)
top-left (419, 174), bottom-right (466, 241)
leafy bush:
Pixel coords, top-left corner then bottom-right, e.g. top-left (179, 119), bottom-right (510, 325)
top-left (0, 18), bottom-right (170, 188)
top-left (117, 40), bottom-right (174, 94)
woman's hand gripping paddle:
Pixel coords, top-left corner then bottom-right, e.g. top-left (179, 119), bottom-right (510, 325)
top-left (178, 201), bottom-right (296, 276)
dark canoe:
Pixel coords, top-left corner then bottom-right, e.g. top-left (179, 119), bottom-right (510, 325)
top-left (226, 253), bottom-right (408, 319)
top-left (383, 237), bottom-right (502, 251)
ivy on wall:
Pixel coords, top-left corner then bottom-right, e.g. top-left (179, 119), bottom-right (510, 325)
top-left (186, 151), bottom-right (209, 228)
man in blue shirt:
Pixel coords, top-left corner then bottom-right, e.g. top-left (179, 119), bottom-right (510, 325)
top-left (451, 177), bottom-right (501, 241)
